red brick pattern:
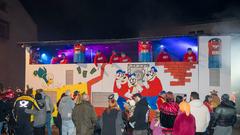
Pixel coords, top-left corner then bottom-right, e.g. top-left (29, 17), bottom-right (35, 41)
top-left (156, 62), bottom-right (197, 86)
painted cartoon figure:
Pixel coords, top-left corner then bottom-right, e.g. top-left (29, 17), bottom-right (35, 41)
top-left (208, 38), bottom-right (221, 68)
top-left (33, 67), bottom-right (53, 86)
top-left (113, 69), bottom-right (129, 110)
top-left (74, 43), bottom-right (86, 63)
top-left (128, 73), bottom-right (143, 95)
top-left (142, 66), bottom-right (163, 110)
top-left (138, 41), bottom-right (152, 62)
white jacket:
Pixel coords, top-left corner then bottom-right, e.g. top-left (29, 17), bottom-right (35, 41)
top-left (190, 100), bottom-right (210, 132)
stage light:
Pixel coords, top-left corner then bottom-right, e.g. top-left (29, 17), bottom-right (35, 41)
top-left (160, 45), bottom-right (164, 48)
top-left (58, 54), bottom-right (62, 58)
top-left (41, 53), bottom-right (48, 61)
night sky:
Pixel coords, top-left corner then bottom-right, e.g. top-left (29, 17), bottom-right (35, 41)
top-left (20, 0), bottom-right (240, 40)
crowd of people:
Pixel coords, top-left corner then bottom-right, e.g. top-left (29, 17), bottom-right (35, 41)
top-left (0, 81), bottom-right (237, 135)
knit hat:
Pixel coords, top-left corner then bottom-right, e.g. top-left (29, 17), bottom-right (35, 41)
top-left (65, 90), bottom-right (71, 96)
top-left (179, 101), bottom-right (190, 116)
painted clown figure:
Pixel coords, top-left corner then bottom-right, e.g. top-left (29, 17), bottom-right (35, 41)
top-left (138, 41), bottom-right (152, 62)
top-left (74, 43), bottom-right (86, 63)
top-left (142, 66), bottom-right (163, 110)
top-left (113, 70), bottom-right (130, 110)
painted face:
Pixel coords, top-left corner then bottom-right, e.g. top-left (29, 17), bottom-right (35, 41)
top-left (128, 75), bottom-right (137, 86)
top-left (116, 72), bottom-right (124, 80)
top-left (146, 70), bottom-right (156, 81)
top-left (121, 74), bottom-right (128, 84)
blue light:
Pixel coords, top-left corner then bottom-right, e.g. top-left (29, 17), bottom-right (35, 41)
top-left (41, 53), bottom-right (48, 61)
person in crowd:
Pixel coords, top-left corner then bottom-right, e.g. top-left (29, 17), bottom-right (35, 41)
top-left (119, 52), bottom-right (132, 63)
top-left (156, 48), bottom-right (172, 62)
top-left (172, 101), bottom-right (196, 135)
top-left (0, 95), bottom-right (8, 135)
top-left (109, 50), bottom-right (120, 64)
top-left (189, 92), bottom-right (210, 135)
top-left (58, 90), bottom-right (76, 135)
top-left (50, 56), bottom-right (59, 64)
top-left (60, 53), bottom-right (68, 64)
top-left (129, 93), bottom-right (149, 135)
top-left (25, 93), bottom-right (47, 135)
top-left (175, 95), bottom-right (183, 104)
top-left (13, 89), bottom-right (40, 135)
top-left (54, 93), bottom-right (66, 135)
top-left (212, 94), bottom-right (237, 135)
top-left (37, 89), bottom-right (54, 135)
top-left (204, 95), bottom-right (214, 135)
top-left (159, 91), bottom-right (179, 135)
top-left (150, 111), bottom-right (163, 135)
top-left (94, 50), bottom-right (107, 67)
top-left (122, 101), bottom-right (135, 135)
top-left (204, 95), bottom-right (213, 113)
top-left (183, 48), bottom-right (197, 62)
top-left (210, 90), bottom-right (220, 110)
top-left (72, 94), bottom-right (97, 135)
top-left (100, 94), bottom-right (124, 135)
top-left (72, 90), bottom-right (80, 102)
top-left (157, 91), bottom-right (166, 110)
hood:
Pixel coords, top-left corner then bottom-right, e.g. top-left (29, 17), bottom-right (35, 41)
top-left (37, 99), bottom-right (45, 109)
top-left (190, 99), bottom-right (204, 107)
top-left (61, 96), bottom-right (71, 103)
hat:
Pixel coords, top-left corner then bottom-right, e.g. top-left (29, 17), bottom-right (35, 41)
top-left (151, 66), bottom-right (158, 72)
top-left (159, 91), bottom-right (166, 95)
top-left (179, 101), bottom-right (190, 116)
top-left (116, 69), bottom-right (125, 74)
top-left (108, 94), bottom-right (115, 100)
top-left (221, 94), bottom-right (229, 102)
top-left (65, 90), bottom-right (71, 96)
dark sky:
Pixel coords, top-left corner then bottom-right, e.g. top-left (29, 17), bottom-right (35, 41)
top-left (20, 0), bottom-right (240, 40)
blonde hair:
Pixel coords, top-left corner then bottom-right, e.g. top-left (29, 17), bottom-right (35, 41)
top-left (75, 94), bottom-right (82, 105)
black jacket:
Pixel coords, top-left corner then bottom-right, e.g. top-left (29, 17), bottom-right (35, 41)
top-left (0, 100), bottom-right (7, 122)
top-left (129, 98), bottom-right (149, 130)
top-left (213, 101), bottom-right (237, 127)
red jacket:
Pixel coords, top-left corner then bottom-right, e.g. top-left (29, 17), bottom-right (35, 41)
top-left (203, 101), bottom-right (213, 113)
top-left (141, 77), bottom-right (163, 97)
top-left (172, 113), bottom-right (196, 135)
top-left (109, 54), bottom-right (120, 64)
top-left (94, 53), bottom-right (107, 66)
top-left (157, 96), bottom-right (165, 109)
top-left (74, 44), bottom-right (85, 53)
top-left (119, 56), bottom-right (132, 63)
top-left (60, 58), bottom-right (68, 64)
top-left (156, 52), bottom-right (172, 62)
top-left (113, 80), bottom-right (129, 99)
top-left (183, 53), bottom-right (197, 62)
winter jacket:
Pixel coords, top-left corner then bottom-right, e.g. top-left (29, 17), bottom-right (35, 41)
top-left (58, 96), bottom-right (75, 121)
top-left (41, 93), bottom-right (54, 113)
top-left (72, 101), bottom-right (97, 135)
top-left (0, 100), bottom-right (7, 122)
top-left (172, 113), bottom-right (196, 135)
top-left (159, 101), bottom-right (179, 132)
top-left (212, 101), bottom-right (237, 127)
top-left (25, 99), bottom-right (47, 127)
top-left (100, 108), bottom-right (124, 135)
top-left (129, 98), bottom-right (149, 130)
top-left (190, 99), bottom-right (210, 132)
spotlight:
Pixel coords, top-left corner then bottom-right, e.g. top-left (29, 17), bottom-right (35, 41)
top-left (41, 53), bottom-right (48, 61)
